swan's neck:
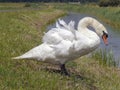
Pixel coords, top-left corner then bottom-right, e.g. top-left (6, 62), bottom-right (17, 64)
top-left (77, 17), bottom-right (101, 47)
top-left (78, 17), bottom-right (100, 31)
top-left (78, 17), bottom-right (99, 36)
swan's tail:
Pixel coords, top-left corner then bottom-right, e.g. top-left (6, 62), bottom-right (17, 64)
top-left (12, 44), bottom-right (46, 60)
top-left (12, 56), bottom-right (20, 59)
top-left (12, 54), bottom-right (33, 60)
top-left (12, 56), bottom-right (26, 60)
top-left (12, 49), bottom-right (37, 60)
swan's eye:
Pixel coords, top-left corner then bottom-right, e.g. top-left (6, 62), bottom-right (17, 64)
top-left (103, 31), bottom-right (108, 38)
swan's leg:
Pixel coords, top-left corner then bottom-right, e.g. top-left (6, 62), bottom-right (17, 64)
top-left (60, 64), bottom-right (69, 76)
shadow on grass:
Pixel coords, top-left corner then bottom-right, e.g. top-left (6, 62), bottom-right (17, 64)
top-left (43, 66), bottom-right (98, 90)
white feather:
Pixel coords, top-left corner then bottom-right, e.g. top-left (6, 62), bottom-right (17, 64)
top-left (58, 19), bottom-right (69, 29)
top-left (56, 21), bottom-right (60, 28)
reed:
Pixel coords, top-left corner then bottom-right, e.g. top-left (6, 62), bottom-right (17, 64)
top-left (92, 48), bottom-right (117, 67)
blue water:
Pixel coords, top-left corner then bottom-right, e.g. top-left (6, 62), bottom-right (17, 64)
top-left (47, 12), bottom-right (120, 65)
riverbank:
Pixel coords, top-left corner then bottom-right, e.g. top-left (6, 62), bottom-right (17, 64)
top-left (53, 3), bottom-right (120, 31)
top-left (0, 3), bottom-right (119, 30)
top-left (0, 3), bottom-right (120, 90)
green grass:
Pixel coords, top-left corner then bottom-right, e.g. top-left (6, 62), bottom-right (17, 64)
top-left (0, 3), bottom-right (47, 10)
top-left (0, 6), bottom-right (66, 89)
top-left (0, 3), bottom-right (120, 90)
top-left (92, 49), bottom-right (117, 67)
top-left (0, 3), bottom-right (119, 30)
top-left (0, 3), bottom-right (25, 10)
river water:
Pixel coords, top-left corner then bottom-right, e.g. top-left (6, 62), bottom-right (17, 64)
top-left (47, 12), bottom-right (120, 65)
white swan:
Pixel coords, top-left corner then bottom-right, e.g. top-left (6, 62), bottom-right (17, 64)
top-left (13, 17), bottom-right (108, 75)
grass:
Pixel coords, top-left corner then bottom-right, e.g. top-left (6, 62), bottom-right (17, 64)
top-left (0, 3), bottom-right (25, 10)
top-left (0, 3), bottom-right (119, 30)
top-left (0, 3), bottom-right (120, 90)
top-left (0, 6), bottom-right (66, 89)
top-left (0, 3), bottom-right (47, 10)
top-left (92, 49), bottom-right (117, 67)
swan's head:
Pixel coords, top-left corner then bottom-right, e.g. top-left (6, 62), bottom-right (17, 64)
top-left (78, 17), bottom-right (108, 45)
top-left (95, 24), bottom-right (108, 45)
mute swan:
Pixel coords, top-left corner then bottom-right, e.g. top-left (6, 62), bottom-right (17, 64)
top-left (13, 17), bottom-right (108, 75)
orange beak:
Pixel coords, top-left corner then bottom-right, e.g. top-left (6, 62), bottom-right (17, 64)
top-left (102, 34), bottom-right (108, 45)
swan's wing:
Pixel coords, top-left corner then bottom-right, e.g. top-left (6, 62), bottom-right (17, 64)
top-left (42, 28), bottom-right (63, 44)
top-left (43, 19), bottom-right (77, 44)
top-left (58, 19), bottom-right (77, 40)
top-left (50, 40), bottom-right (74, 59)
top-left (56, 21), bottom-right (60, 28)
top-left (43, 28), bottom-right (75, 44)
top-left (58, 19), bottom-right (68, 29)
top-left (58, 19), bottom-right (75, 31)
top-left (68, 20), bottom-right (75, 30)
